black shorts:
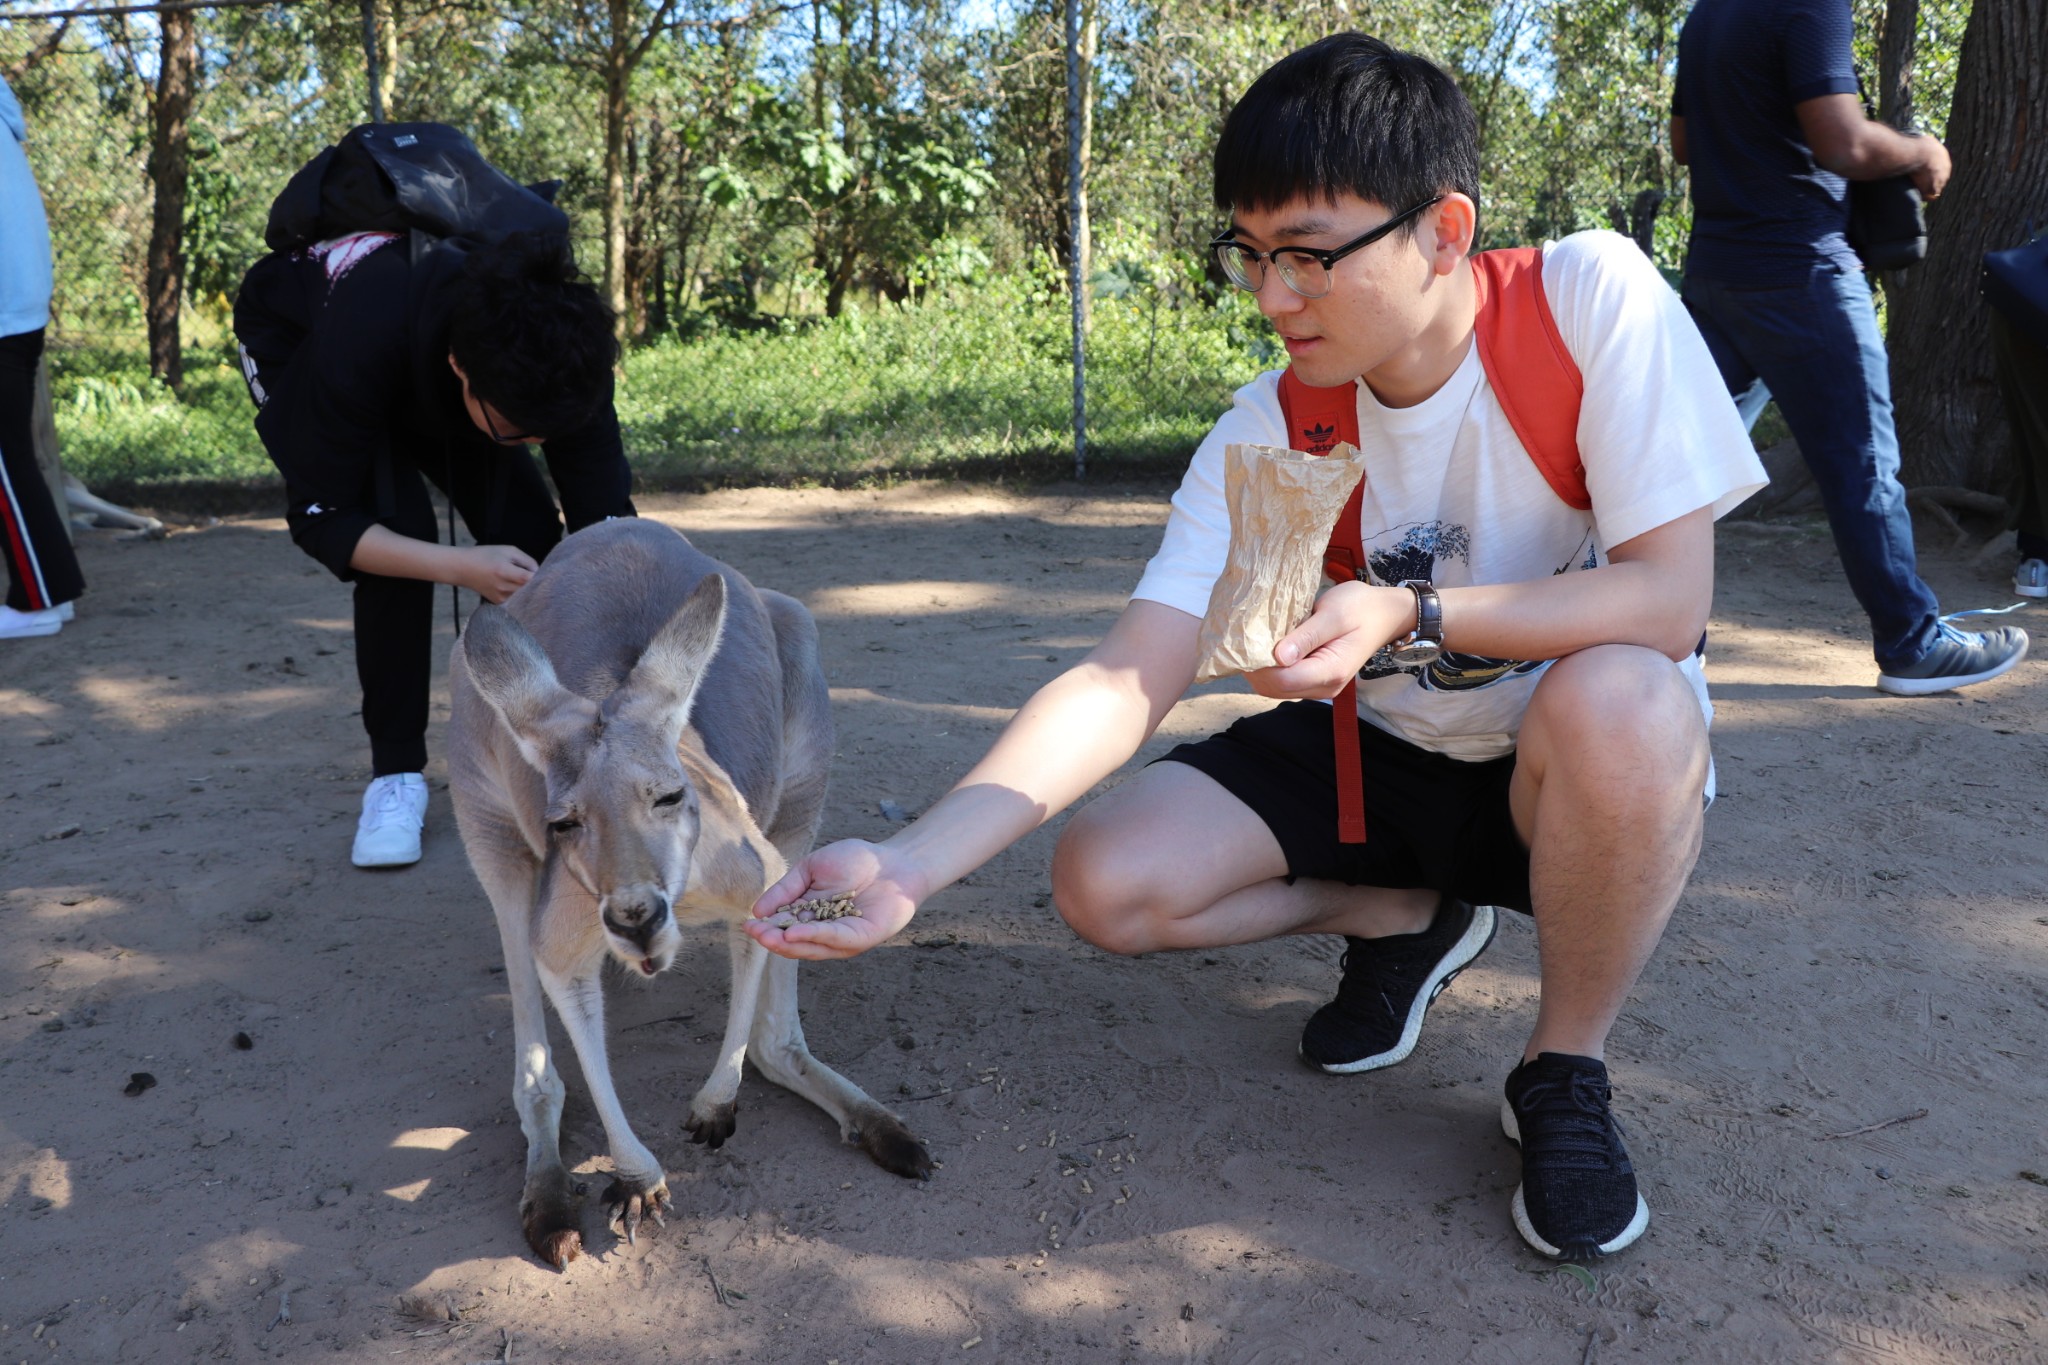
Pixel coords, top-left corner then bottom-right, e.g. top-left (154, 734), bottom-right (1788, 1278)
top-left (1159, 700), bottom-right (1532, 912)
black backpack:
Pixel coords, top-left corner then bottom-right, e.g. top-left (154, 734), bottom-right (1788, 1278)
top-left (1984, 225), bottom-right (2048, 349)
top-left (263, 121), bottom-right (566, 251)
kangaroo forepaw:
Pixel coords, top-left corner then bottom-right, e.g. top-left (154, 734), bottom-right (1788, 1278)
top-left (685, 1099), bottom-right (738, 1149)
top-left (857, 1113), bottom-right (934, 1180)
top-left (602, 1175), bottom-right (670, 1246)
top-left (519, 1179), bottom-right (585, 1271)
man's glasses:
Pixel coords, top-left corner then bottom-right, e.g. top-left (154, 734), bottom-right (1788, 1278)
top-left (1208, 196), bottom-right (1444, 299)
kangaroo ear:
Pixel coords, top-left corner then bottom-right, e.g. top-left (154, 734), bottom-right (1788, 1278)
top-left (607, 572), bottom-right (727, 741)
top-left (460, 604), bottom-right (594, 772)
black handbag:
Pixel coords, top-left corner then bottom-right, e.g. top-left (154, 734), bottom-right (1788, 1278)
top-left (1983, 225), bottom-right (2048, 348)
top-left (1844, 72), bottom-right (1928, 272)
top-left (1848, 174), bottom-right (1927, 271)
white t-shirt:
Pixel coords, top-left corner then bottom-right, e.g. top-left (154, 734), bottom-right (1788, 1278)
top-left (1133, 230), bottom-right (1767, 762)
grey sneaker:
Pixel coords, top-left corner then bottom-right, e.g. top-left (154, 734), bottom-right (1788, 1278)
top-left (2017, 558), bottom-right (2048, 600)
top-left (1877, 622), bottom-right (2029, 696)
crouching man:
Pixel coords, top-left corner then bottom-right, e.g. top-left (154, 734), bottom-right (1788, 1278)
top-left (750, 33), bottom-right (1764, 1261)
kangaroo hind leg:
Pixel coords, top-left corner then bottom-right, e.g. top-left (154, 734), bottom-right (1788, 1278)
top-left (747, 949), bottom-right (931, 1179)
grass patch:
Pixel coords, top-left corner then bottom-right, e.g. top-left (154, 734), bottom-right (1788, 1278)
top-left (49, 288), bottom-right (1265, 500)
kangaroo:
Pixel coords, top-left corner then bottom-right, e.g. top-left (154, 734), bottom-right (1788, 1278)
top-left (447, 518), bottom-right (928, 1269)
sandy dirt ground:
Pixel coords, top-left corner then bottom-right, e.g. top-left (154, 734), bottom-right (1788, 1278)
top-left (2, 482), bottom-right (2045, 1365)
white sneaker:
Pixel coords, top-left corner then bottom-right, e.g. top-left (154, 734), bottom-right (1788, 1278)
top-left (0, 604), bottom-right (65, 639)
top-left (352, 773), bottom-right (429, 868)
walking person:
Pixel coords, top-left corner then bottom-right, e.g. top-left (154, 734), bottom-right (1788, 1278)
top-left (1673, 0), bottom-right (2028, 694)
top-left (0, 73), bottom-right (86, 641)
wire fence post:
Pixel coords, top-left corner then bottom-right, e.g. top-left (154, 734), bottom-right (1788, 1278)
top-left (1064, 0), bottom-right (1085, 480)
top-left (359, 0), bottom-right (384, 123)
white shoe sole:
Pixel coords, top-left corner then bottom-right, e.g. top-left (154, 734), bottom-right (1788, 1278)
top-left (1306, 905), bottom-right (1499, 1075)
top-left (1500, 1100), bottom-right (1651, 1258)
top-left (352, 835), bottom-right (423, 868)
top-left (1876, 634), bottom-right (2030, 696)
top-left (0, 619), bottom-right (63, 639)
top-left (352, 849), bottom-right (422, 868)
top-left (2017, 582), bottom-right (2048, 599)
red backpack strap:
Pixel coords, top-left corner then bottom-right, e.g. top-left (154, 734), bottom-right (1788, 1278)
top-left (1470, 248), bottom-right (1589, 510)
top-left (1278, 369), bottom-right (1370, 845)
top-left (1276, 368), bottom-right (1367, 582)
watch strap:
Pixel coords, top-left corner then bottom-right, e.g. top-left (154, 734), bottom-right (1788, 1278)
top-left (1400, 580), bottom-right (1443, 646)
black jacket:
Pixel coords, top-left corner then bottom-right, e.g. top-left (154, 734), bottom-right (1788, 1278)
top-left (234, 231), bottom-right (634, 579)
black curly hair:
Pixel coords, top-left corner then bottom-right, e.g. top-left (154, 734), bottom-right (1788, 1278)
top-left (445, 233), bottom-right (619, 438)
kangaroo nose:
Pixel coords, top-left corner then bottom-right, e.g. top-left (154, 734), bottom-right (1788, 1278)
top-left (602, 893), bottom-right (671, 952)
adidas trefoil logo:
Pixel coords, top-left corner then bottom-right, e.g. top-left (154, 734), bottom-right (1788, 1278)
top-left (1303, 421), bottom-right (1337, 454)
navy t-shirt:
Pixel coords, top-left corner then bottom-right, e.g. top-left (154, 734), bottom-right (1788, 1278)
top-left (1675, 0), bottom-right (1862, 284)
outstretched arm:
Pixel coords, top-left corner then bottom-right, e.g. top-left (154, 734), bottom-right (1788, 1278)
top-left (746, 599), bottom-right (1203, 959)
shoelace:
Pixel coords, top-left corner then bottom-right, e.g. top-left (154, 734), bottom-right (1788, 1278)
top-left (1334, 933), bottom-right (1438, 1020)
top-left (365, 780), bottom-right (417, 822)
top-left (1514, 1068), bottom-right (1627, 1170)
top-left (1940, 602), bottom-right (2028, 634)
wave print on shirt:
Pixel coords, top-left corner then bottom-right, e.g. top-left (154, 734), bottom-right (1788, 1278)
top-left (1365, 519), bottom-right (1471, 587)
top-left (1354, 518), bottom-right (1551, 693)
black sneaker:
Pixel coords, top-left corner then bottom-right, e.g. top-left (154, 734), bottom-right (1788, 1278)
top-left (1500, 1052), bottom-right (1649, 1259)
top-left (1299, 900), bottom-right (1497, 1074)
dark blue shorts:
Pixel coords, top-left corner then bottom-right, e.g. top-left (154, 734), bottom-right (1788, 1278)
top-left (1159, 700), bottom-right (1532, 913)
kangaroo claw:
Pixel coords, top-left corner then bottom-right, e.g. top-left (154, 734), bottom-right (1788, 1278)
top-left (602, 1175), bottom-right (670, 1246)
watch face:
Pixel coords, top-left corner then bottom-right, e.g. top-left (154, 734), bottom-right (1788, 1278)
top-left (1389, 639), bottom-right (1443, 668)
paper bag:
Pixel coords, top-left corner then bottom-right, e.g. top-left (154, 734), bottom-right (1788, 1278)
top-left (1193, 441), bottom-right (1367, 683)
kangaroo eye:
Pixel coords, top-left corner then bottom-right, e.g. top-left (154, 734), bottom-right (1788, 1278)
top-left (548, 817), bottom-right (582, 836)
top-left (653, 790), bottom-right (686, 810)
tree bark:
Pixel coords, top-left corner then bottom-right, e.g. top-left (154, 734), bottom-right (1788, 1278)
top-left (1877, 0), bottom-right (1919, 130)
top-left (376, 0), bottom-right (400, 119)
top-left (599, 0), bottom-right (634, 341)
top-left (145, 7), bottom-right (197, 389)
top-left (1888, 0), bottom-right (2048, 492)
top-left (1075, 0), bottom-right (1095, 330)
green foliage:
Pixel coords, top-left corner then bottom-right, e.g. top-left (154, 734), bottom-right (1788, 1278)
top-left (618, 277), bottom-right (1264, 480)
top-left (4, 0), bottom-right (1977, 492)
top-left (45, 281), bottom-right (1267, 489)
top-left (46, 349), bottom-right (273, 488)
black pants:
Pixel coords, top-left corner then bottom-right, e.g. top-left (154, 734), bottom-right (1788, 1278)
top-left (1992, 313), bottom-right (2048, 562)
top-left (358, 444), bottom-right (563, 776)
top-left (0, 328), bottom-right (85, 613)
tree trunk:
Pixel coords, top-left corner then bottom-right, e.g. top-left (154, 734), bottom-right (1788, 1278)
top-left (1073, 0), bottom-right (1095, 331)
top-left (823, 232), bottom-right (858, 319)
top-left (1877, 0), bottom-right (1919, 129)
top-left (145, 7), bottom-right (197, 390)
top-left (376, 0), bottom-right (400, 119)
top-left (1888, 0), bottom-right (2048, 492)
top-left (622, 120), bottom-right (645, 338)
top-left (600, 1), bottom-right (633, 342)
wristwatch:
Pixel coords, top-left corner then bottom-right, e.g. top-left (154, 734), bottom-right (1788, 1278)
top-left (1386, 580), bottom-right (1444, 668)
